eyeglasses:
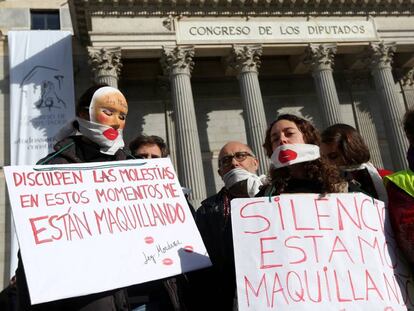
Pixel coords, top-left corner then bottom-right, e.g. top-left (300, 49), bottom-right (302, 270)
top-left (134, 153), bottom-right (161, 159)
top-left (219, 151), bottom-right (254, 168)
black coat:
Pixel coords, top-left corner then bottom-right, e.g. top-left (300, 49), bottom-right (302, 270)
top-left (189, 188), bottom-right (237, 311)
top-left (37, 135), bottom-right (130, 165)
top-left (16, 135), bottom-right (131, 311)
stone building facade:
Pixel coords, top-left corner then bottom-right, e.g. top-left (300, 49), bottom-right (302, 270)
top-left (0, 0), bottom-right (414, 287)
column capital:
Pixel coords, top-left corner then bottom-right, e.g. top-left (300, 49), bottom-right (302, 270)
top-left (88, 47), bottom-right (122, 87)
top-left (228, 44), bottom-right (263, 75)
top-left (367, 42), bottom-right (396, 70)
top-left (88, 47), bottom-right (122, 78)
top-left (160, 46), bottom-right (195, 76)
top-left (305, 43), bottom-right (337, 72)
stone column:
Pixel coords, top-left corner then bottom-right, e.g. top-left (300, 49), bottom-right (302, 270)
top-left (88, 47), bottom-right (122, 88)
top-left (368, 42), bottom-right (408, 170)
top-left (305, 44), bottom-right (343, 127)
top-left (160, 46), bottom-right (206, 208)
top-left (228, 45), bottom-right (269, 175)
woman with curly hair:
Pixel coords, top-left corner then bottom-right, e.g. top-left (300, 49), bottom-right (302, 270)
top-left (259, 114), bottom-right (346, 196)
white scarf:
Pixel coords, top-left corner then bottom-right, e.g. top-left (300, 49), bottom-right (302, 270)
top-left (270, 144), bottom-right (320, 169)
top-left (76, 117), bottom-right (124, 155)
top-left (222, 168), bottom-right (265, 198)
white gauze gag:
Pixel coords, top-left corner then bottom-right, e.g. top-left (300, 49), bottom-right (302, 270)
top-left (271, 144), bottom-right (320, 168)
top-left (222, 168), bottom-right (265, 197)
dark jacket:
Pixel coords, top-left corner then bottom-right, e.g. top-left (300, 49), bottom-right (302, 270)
top-left (342, 167), bottom-right (391, 201)
top-left (189, 188), bottom-right (237, 311)
top-left (16, 135), bottom-right (130, 311)
top-left (37, 135), bottom-right (130, 165)
top-left (0, 281), bottom-right (16, 311)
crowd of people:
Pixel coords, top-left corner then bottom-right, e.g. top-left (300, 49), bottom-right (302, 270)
top-left (2, 83), bottom-right (414, 311)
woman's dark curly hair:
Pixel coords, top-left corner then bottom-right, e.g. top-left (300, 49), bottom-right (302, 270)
top-left (263, 114), bottom-right (344, 194)
top-left (321, 123), bottom-right (370, 165)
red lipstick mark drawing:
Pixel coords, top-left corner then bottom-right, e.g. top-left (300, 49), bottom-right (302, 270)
top-left (144, 236), bottom-right (154, 244)
top-left (162, 258), bottom-right (173, 266)
top-left (103, 128), bottom-right (118, 140)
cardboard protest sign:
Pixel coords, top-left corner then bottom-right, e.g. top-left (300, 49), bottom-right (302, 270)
top-left (231, 193), bottom-right (414, 311)
top-left (4, 158), bottom-right (211, 304)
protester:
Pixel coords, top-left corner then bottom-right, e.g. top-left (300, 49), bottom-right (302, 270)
top-left (15, 84), bottom-right (131, 310)
top-left (321, 123), bottom-right (391, 202)
top-left (260, 114), bottom-right (345, 196)
top-left (129, 134), bottom-right (168, 159)
top-left (384, 110), bottom-right (414, 264)
top-left (127, 134), bottom-right (188, 311)
top-left (191, 141), bottom-right (265, 311)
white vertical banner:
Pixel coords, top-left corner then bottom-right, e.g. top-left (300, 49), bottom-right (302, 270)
top-left (8, 30), bottom-right (75, 277)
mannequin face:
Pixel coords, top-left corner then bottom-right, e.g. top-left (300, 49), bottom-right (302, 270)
top-left (90, 92), bottom-right (128, 130)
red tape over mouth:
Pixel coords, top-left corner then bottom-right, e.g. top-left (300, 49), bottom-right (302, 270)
top-left (278, 149), bottom-right (298, 163)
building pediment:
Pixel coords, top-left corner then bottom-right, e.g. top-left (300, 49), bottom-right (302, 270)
top-left (69, 0), bottom-right (414, 45)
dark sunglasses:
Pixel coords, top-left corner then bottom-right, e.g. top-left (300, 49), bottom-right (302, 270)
top-left (219, 151), bottom-right (254, 168)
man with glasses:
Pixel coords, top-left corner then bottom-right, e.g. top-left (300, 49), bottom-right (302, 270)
top-left (191, 141), bottom-right (264, 311)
